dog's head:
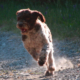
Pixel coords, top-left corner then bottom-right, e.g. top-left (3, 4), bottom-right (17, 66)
top-left (16, 8), bottom-right (45, 35)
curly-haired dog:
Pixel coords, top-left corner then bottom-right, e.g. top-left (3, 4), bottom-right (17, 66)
top-left (16, 8), bottom-right (56, 76)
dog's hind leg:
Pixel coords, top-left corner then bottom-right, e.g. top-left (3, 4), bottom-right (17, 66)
top-left (45, 49), bottom-right (56, 76)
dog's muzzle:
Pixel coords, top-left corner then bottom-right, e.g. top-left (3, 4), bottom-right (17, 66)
top-left (17, 22), bottom-right (23, 27)
top-left (18, 23), bottom-right (23, 27)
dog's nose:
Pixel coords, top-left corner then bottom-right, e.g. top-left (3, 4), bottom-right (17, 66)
top-left (18, 23), bottom-right (23, 27)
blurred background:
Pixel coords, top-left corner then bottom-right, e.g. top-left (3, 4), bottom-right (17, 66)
top-left (0, 0), bottom-right (80, 39)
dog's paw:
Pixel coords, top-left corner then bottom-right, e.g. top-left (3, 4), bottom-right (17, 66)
top-left (45, 71), bottom-right (54, 76)
top-left (38, 56), bottom-right (47, 66)
top-left (38, 60), bottom-right (45, 66)
top-left (49, 66), bottom-right (55, 71)
top-left (38, 50), bottom-right (48, 66)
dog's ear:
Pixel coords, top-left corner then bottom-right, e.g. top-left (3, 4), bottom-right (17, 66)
top-left (16, 10), bottom-right (21, 15)
top-left (16, 11), bottom-right (18, 15)
top-left (32, 11), bottom-right (46, 22)
top-left (16, 10), bottom-right (23, 15)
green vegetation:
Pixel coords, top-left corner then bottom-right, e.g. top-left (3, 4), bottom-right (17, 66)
top-left (0, 0), bottom-right (80, 39)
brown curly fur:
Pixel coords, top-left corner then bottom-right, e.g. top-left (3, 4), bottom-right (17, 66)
top-left (16, 8), bottom-right (56, 76)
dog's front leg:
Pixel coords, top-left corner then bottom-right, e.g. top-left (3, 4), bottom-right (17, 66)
top-left (38, 44), bottom-right (50, 66)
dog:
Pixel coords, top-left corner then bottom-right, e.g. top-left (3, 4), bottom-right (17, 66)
top-left (16, 8), bottom-right (56, 76)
